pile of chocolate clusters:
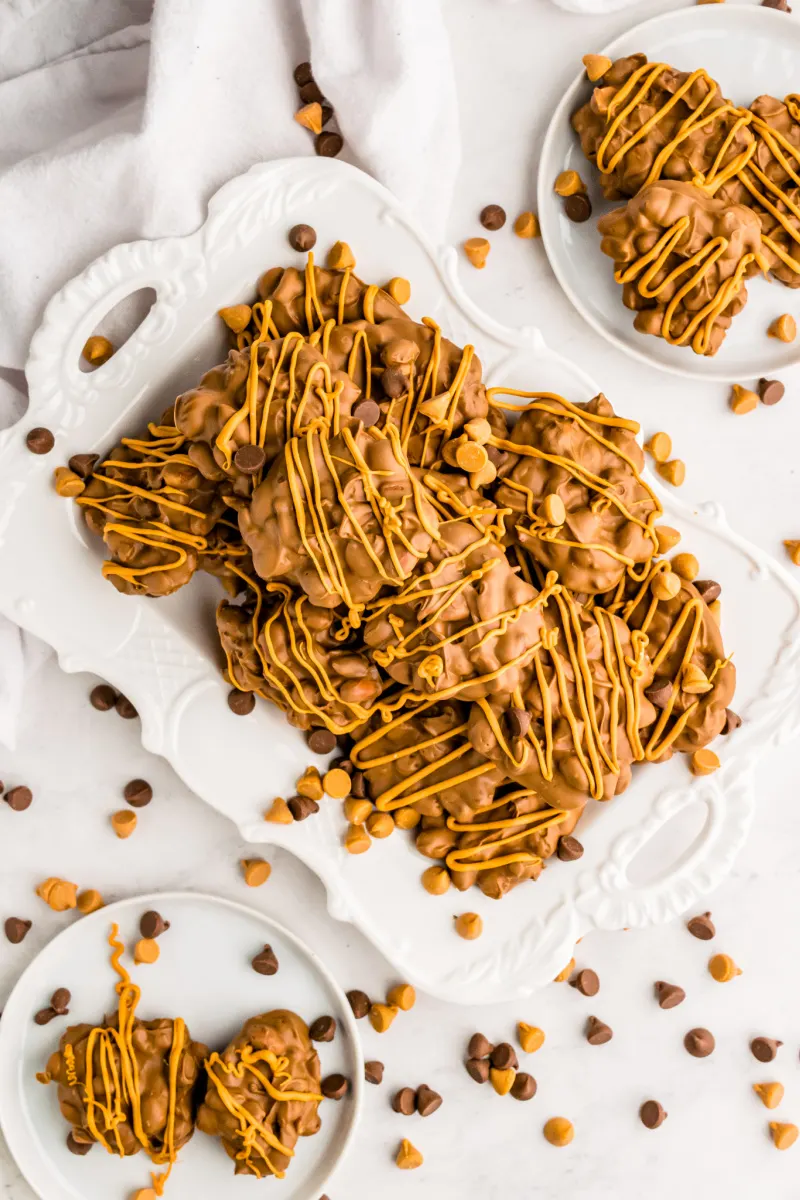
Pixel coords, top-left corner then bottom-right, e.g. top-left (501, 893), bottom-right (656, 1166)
top-left (60, 238), bottom-right (737, 900)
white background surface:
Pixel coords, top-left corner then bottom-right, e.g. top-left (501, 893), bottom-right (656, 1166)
top-left (2, 0), bottom-right (800, 1197)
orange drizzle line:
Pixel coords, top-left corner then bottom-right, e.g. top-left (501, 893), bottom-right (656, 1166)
top-left (444, 791), bottom-right (568, 873)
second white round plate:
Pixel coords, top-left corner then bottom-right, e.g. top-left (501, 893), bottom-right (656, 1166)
top-left (538, 3), bottom-right (800, 382)
top-left (0, 893), bottom-right (362, 1200)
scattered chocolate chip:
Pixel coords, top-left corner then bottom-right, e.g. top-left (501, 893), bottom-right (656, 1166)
top-left (309, 1015), bottom-right (336, 1043)
top-left (288, 794), bottom-right (320, 821)
top-left (694, 580), bottom-right (721, 605)
top-left (124, 779), bottom-right (153, 808)
top-left (316, 131), bottom-right (343, 158)
top-left (293, 62), bottom-right (314, 87)
top-left (505, 708), bottom-right (531, 739)
top-left (585, 1016), bottom-right (613, 1045)
top-left (511, 1071), bottom-right (537, 1101)
top-left (34, 1007), bottom-right (56, 1025)
top-left (115, 694), bottom-right (138, 720)
top-left (557, 835), bottom-right (584, 862)
top-left (415, 1084), bottom-right (442, 1117)
top-left (684, 1027), bottom-right (715, 1058)
top-left (640, 1099), bottom-right (667, 1129)
top-left (686, 912), bottom-right (715, 940)
top-left (645, 677), bottom-right (673, 708)
top-left (251, 945), bottom-right (279, 976)
top-left (353, 399), bottom-right (381, 427)
top-left (570, 968), bottom-right (599, 996)
top-left (365, 1060), bottom-right (384, 1085)
top-left (321, 1073), bottom-right (349, 1101)
top-left (66, 1133), bottom-right (93, 1155)
top-left (50, 988), bottom-right (71, 1014)
top-left (564, 193), bottom-right (592, 223)
top-left (68, 453), bottom-right (99, 479)
top-left (234, 444), bottom-right (266, 474)
top-left (480, 204), bottom-right (507, 231)
top-left (392, 1086), bottom-right (416, 1115)
top-left (465, 1057), bottom-right (490, 1084)
top-left (299, 80), bottom-right (324, 104)
top-left (486, 445), bottom-right (507, 470)
top-left (26, 427), bottom-right (55, 455)
top-left (4, 917), bottom-right (31, 944)
top-left (140, 910), bottom-right (170, 939)
top-left (655, 981), bottom-right (685, 1009)
top-left (758, 378), bottom-right (785, 406)
top-left (763, 0), bottom-right (791, 11)
top-left (722, 709), bottom-right (742, 735)
top-left (350, 770), bottom-right (366, 799)
top-left (307, 728), bottom-right (337, 755)
top-left (289, 223), bottom-right (317, 252)
top-left (381, 366), bottom-right (408, 398)
top-left (331, 756), bottom-right (354, 775)
top-left (751, 1036), bottom-right (782, 1063)
top-left (490, 1043), bottom-right (518, 1071)
top-left (90, 684), bottom-right (118, 712)
top-left (347, 989), bottom-right (371, 1019)
top-left (320, 100), bottom-right (334, 126)
top-left (227, 689), bottom-right (256, 716)
top-left (467, 1032), bottom-right (494, 1059)
top-left (4, 786), bottom-right (32, 811)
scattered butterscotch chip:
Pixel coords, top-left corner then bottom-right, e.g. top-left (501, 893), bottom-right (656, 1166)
top-left (708, 953), bottom-right (741, 982)
top-left (730, 383), bottom-right (759, 415)
top-left (454, 912), bottom-right (483, 940)
top-left (518, 1023), bottom-right (545, 1054)
top-left (463, 237), bottom-right (491, 269)
top-left (489, 1067), bottom-right (515, 1096)
top-left (470, 461), bottom-right (497, 490)
top-left (671, 552), bottom-right (699, 581)
top-left (751, 1036), bottom-right (783, 1062)
top-left (651, 569), bottom-right (681, 601)
top-left (654, 981), bottom-right (685, 1009)
top-left (640, 1100), bottom-right (667, 1129)
top-left (770, 1122), bottom-right (798, 1150)
top-left (294, 101), bottom-right (323, 134)
top-left (464, 417), bottom-right (492, 444)
top-left (133, 937), bottom-right (159, 965)
top-left (323, 767), bottom-right (351, 799)
top-left (689, 749), bottom-right (720, 776)
top-left (513, 210), bottom-right (540, 239)
top-left (131, 1189), bottom-right (157, 1200)
top-left (784, 540), bottom-right (800, 567)
top-left (344, 798), bottom-right (372, 825)
top-left (327, 241), bottom-right (355, 270)
top-left (369, 1002), bottom-right (398, 1033)
top-left (585, 1016), bottom-right (613, 1045)
top-left (645, 431), bottom-right (672, 463)
top-left (654, 524), bottom-right (681, 554)
top-left (81, 335), bottom-right (114, 366)
top-left (754, 1081), bottom-right (784, 1109)
top-left (387, 983), bottom-right (416, 1011)
top-left (570, 968), bottom-right (599, 996)
top-left (544, 1117), bottom-right (574, 1147)
top-left (241, 858), bottom-right (271, 887)
top-left (768, 313), bottom-right (797, 342)
top-left (416, 1084), bottom-right (442, 1117)
top-left (36, 878), bottom-right (77, 912)
top-left (218, 304), bottom-right (252, 334)
top-left (687, 911), bottom-right (715, 940)
top-left (53, 467), bottom-right (85, 498)
top-left (554, 957), bottom-right (575, 983)
top-left (656, 459), bottom-right (686, 487)
top-left (396, 1139), bottom-right (423, 1170)
top-left (582, 53), bottom-right (612, 81)
top-left (684, 1027), bottom-right (715, 1057)
top-left (296, 766), bottom-right (324, 801)
top-left (382, 276), bottom-right (411, 306)
top-left (264, 797), bottom-right (294, 824)
top-left (395, 807), bottom-right (421, 831)
top-left (455, 440), bottom-right (489, 473)
top-left (541, 493), bottom-right (566, 526)
top-left (554, 170), bottom-right (586, 197)
top-left (76, 889), bottom-right (104, 915)
top-left (289, 224), bottom-right (317, 252)
top-left (251, 945), bottom-right (279, 975)
top-left (347, 989), bottom-right (371, 1019)
top-left (344, 823), bottom-right (371, 854)
top-left (682, 663), bottom-right (712, 694)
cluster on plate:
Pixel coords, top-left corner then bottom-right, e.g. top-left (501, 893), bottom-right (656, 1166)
top-left (572, 54), bottom-right (800, 355)
top-left (64, 248), bottom-right (736, 900)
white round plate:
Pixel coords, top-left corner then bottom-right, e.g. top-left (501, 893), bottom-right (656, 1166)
top-left (0, 892), bottom-right (362, 1200)
top-left (538, 3), bottom-right (800, 382)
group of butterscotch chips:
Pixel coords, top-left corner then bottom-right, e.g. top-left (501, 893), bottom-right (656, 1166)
top-left (572, 53), bottom-right (800, 355)
top-left (61, 245), bottom-right (737, 901)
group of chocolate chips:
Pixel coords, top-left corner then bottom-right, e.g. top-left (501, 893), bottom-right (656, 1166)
top-left (89, 682), bottom-right (138, 720)
top-left (34, 987), bottom-right (70, 1026)
top-left (293, 62), bottom-right (343, 158)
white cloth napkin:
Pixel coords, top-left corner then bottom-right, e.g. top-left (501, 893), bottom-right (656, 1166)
top-left (0, 0), bottom-right (459, 748)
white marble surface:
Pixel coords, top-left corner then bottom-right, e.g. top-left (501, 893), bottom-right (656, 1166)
top-left (2, 0), bottom-right (800, 1196)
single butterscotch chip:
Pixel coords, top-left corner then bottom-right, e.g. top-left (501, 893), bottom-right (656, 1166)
top-left (421, 865), bottom-right (450, 895)
top-left (490, 1067), bottom-right (516, 1096)
top-left (682, 663), bottom-right (712, 694)
top-left (464, 417), bottom-right (493, 444)
top-left (294, 101), bottom-right (323, 134)
top-left (689, 749), bottom-right (720, 776)
top-left (241, 858), bottom-right (271, 887)
top-left (36, 878), bottom-right (78, 912)
top-left (708, 953), bottom-right (742, 982)
top-left (671, 553), bottom-right (699, 581)
top-left (463, 237), bottom-right (490, 269)
top-left (395, 807), bottom-right (421, 830)
top-left (218, 304), bottom-right (252, 333)
top-left (344, 798), bottom-right (373, 825)
top-left (323, 767), bottom-right (351, 799)
top-left (470, 461), bottom-right (497, 490)
top-left (645, 431), bottom-right (672, 463)
top-left (554, 170), bottom-right (586, 197)
top-left (76, 889), bottom-right (104, 914)
top-left (541, 493), bottom-right (566, 526)
top-left (264, 796), bottom-right (294, 824)
top-left (656, 459), bottom-right (686, 487)
top-left (518, 1023), bottom-right (545, 1054)
top-left (770, 1122), bottom-right (798, 1150)
top-left (297, 766), bottom-right (324, 801)
top-left (582, 54), bottom-right (612, 81)
top-left (369, 1002), bottom-right (398, 1033)
top-left (81, 335), bottom-right (114, 366)
top-left (132, 1190), bottom-right (157, 1200)
top-left (513, 211), bottom-right (540, 239)
top-left (344, 823), bottom-right (371, 854)
top-left (544, 1117), bottom-right (574, 1147)
top-left (421, 394), bottom-right (455, 424)
top-left (651, 569), bottom-right (681, 601)
top-left (654, 524), bottom-right (681, 554)
top-left (396, 1139), bottom-right (423, 1170)
top-left (454, 912), bottom-right (483, 940)
top-left (111, 810), bottom-right (137, 839)
top-left (385, 277), bottom-right (411, 304)
top-left (53, 467), bottom-right (85, 498)
top-left (133, 937), bottom-right (159, 965)
top-left (327, 241), bottom-right (356, 270)
top-left (730, 384), bottom-right (759, 415)
top-left (768, 313), bottom-right (797, 343)
top-left (366, 811), bottom-right (394, 839)
top-left (387, 983), bottom-right (416, 1011)
top-left (784, 540), bottom-right (800, 566)
top-left (553, 957), bottom-right (575, 983)
top-left (753, 1082), bottom-right (784, 1109)
top-left (455, 441), bottom-right (488, 473)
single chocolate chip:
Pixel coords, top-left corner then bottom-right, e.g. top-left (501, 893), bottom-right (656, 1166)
top-left (353, 399), bottom-right (381, 427)
top-left (66, 1133), bottom-right (93, 1155)
top-left (4, 786), bottom-right (32, 811)
top-left (640, 1100), bottom-right (667, 1129)
top-left (645, 677), bottom-right (673, 708)
top-left (511, 1071), bottom-right (537, 1101)
top-left (570, 968), bottom-right (600, 996)
top-left (293, 61), bottom-right (314, 87)
top-left (392, 1086), bottom-right (416, 1115)
top-left (124, 779), bottom-right (153, 808)
top-left (26, 427), bottom-right (55, 455)
top-left (490, 1042), bottom-right (518, 1071)
top-left (320, 101), bottom-right (334, 126)
top-left (68, 453), bottom-right (99, 479)
top-left (322, 1073), bottom-right (349, 1101)
top-left (350, 770), bottom-right (366, 799)
top-left (505, 707), bottom-right (531, 740)
top-left (288, 794), bottom-right (320, 821)
top-left (684, 1027), bottom-right (715, 1058)
top-left (365, 1060), bottom-right (384, 1085)
top-left (347, 989), bottom-right (371, 1019)
top-left (416, 1084), bottom-right (442, 1117)
top-left (34, 1007), bottom-right (57, 1025)
top-left (722, 709), bottom-right (742, 735)
top-left (289, 223), bottom-right (317, 252)
top-left (763, 0), bottom-right (791, 11)
top-left (227, 689), bottom-right (256, 716)
top-left (758, 378), bottom-right (785, 406)
top-left (694, 579), bottom-right (721, 605)
top-left (557, 835), bottom-right (584, 862)
top-left (50, 988), bottom-right (71, 1014)
top-left (115, 695), bottom-right (138, 720)
top-left (751, 1036), bottom-right (782, 1062)
top-left (655, 981), bottom-right (686, 1009)
top-left (5, 917), bottom-right (32, 943)
top-left (234, 444), bottom-right (266, 474)
top-left (486, 444), bottom-right (507, 470)
top-left (330, 756), bottom-right (354, 775)
top-left (90, 684), bottom-right (117, 712)
top-left (309, 1015), bottom-right (336, 1043)
top-left (299, 80), bottom-right (324, 104)
top-left (467, 1032), bottom-right (494, 1059)
top-left (140, 910), bottom-right (170, 939)
top-left (307, 728), bottom-right (337, 755)
top-left (564, 193), bottom-right (592, 223)
top-left (480, 204), bottom-right (507, 231)
top-left (316, 131), bottom-right (343, 158)
top-left (586, 1016), bottom-right (613, 1045)
top-left (251, 945), bottom-right (279, 976)
top-left (381, 366), bottom-right (408, 399)
top-left (465, 1057), bottom-right (490, 1084)
top-left (686, 912), bottom-right (715, 940)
